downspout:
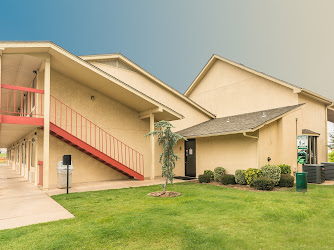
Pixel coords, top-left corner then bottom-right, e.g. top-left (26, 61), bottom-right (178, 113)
top-left (243, 132), bottom-right (259, 168)
top-left (326, 103), bottom-right (334, 162)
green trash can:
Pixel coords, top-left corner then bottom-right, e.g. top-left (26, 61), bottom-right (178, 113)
top-left (296, 172), bottom-right (307, 192)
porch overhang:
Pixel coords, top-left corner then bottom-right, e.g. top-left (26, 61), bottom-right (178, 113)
top-left (0, 41), bottom-right (183, 121)
top-left (0, 122), bottom-right (40, 148)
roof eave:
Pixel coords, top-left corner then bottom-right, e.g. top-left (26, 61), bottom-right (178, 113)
top-left (0, 41), bottom-right (184, 120)
top-left (80, 53), bottom-right (216, 118)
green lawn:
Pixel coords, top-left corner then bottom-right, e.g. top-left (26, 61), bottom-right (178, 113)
top-left (1, 183), bottom-right (334, 249)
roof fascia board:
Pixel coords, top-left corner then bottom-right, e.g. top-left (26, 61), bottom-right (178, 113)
top-left (300, 89), bottom-right (333, 104)
top-left (81, 53), bottom-right (216, 118)
top-left (184, 55), bottom-right (216, 96)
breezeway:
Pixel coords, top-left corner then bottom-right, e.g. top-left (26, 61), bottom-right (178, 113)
top-left (0, 164), bottom-right (74, 230)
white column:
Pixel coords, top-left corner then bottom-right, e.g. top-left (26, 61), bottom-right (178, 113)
top-left (150, 112), bottom-right (155, 180)
top-left (0, 49), bottom-right (2, 115)
top-left (43, 58), bottom-right (50, 190)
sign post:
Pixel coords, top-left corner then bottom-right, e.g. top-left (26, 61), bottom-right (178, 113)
top-left (63, 155), bottom-right (71, 194)
top-left (297, 135), bottom-right (308, 173)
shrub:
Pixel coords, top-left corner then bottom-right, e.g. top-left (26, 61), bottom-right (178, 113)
top-left (213, 167), bottom-right (226, 182)
top-left (329, 151), bottom-right (334, 162)
top-left (235, 170), bottom-right (247, 185)
top-left (198, 174), bottom-right (211, 183)
top-left (261, 164), bottom-right (281, 185)
top-left (204, 170), bottom-right (214, 180)
top-left (245, 168), bottom-right (262, 186)
top-left (279, 174), bottom-right (294, 187)
top-left (253, 177), bottom-right (275, 190)
top-left (279, 164), bottom-right (292, 175)
top-left (221, 174), bottom-right (236, 185)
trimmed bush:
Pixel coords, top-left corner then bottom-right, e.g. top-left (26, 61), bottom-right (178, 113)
top-left (245, 168), bottom-right (262, 186)
top-left (253, 177), bottom-right (275, 190)
top-left (261, 164), bottom-right (281, 185)
top-left (235, 170), bottom-right (247, 185)
top-left (221, 174), bottom-right (236, 185)
top-left (204, 170), bottom-right (214, 180)
top-left (214, 167), bottom-right (226, 182)
top-left (279, 164), bottom-right (292, 175)
top-left (198, 174), bottom-right (211, 183)
top-left (279, 174), bottom-right (294, 187)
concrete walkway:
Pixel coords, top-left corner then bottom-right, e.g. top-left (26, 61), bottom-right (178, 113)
top-left (0, 164), bottom-right (74, 230)
top-left (46, 177), bottom-right (188, 196)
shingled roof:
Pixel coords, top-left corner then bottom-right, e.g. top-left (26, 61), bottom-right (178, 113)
top-left (178, 104), bottom-right (304, 138)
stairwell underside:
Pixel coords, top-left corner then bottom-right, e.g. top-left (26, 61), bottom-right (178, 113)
top-left (0, 116), bottom-right (144, 180)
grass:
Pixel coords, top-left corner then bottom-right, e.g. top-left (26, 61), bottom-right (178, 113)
top-left (0, 153), bottom-right (6, 163)
top-left (1, 182), bottom-right (334, 249)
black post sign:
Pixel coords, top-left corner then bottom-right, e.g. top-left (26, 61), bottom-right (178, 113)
top-left (63, 155), bottom-right (71, 194)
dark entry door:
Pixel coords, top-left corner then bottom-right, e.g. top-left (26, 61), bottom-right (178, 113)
top-left (185, 139), bottom-right (196, 177)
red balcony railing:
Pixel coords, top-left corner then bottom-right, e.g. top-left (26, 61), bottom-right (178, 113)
top-left (50, 96), bottom-right (144, 176)
top-left (0, 84), bottom-right (44, 117)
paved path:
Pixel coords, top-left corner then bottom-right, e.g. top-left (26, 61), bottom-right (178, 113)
top-left (0, 164), bottom-right (74, 230)
top-left (46, 177), bottom-right (188, 196)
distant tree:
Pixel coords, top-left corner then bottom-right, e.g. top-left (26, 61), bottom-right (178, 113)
top-left (329, 133), bottom-right (334, 150)
top-left (329, 151), bottom-right (334, 163)
top-left (145, 120), bottom-right (186, 193)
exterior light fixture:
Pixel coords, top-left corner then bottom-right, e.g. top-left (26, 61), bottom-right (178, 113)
top-left (91, 96), bottom-right (95, 101)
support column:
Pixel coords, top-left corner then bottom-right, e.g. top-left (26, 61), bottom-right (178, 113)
top-left (43, 58), bottom-right (50, 190)
top-left (0, 49), bottom-right (3, 112)
top-left (150, 112), bottom-right (155, 180)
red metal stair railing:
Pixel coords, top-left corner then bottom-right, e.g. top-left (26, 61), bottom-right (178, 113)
top-left (49, 95), bottom-right (144, 180)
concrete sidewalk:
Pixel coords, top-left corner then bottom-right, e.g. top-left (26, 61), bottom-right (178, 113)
top-left (46, 177), bottom-right (189, 196)
top-left (0, 164), bottom-right (74, 230)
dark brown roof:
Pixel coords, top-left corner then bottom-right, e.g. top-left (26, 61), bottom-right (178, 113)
top-left (178, 104), bottom-right (304, 138)
top-left (302, 129), bottom-right (320, 135)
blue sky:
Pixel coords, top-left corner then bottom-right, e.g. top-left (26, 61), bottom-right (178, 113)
top-left (1, 0), bottom-right (333, 102)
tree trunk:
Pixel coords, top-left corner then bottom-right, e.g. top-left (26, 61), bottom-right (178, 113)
top-left (163, 176), bottom-right (168, 192)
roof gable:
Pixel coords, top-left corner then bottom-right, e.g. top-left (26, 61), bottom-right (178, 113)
top-left (185, 54), bottom-right (333, 105)
top-left (80, 53), bottom-right (216, 118)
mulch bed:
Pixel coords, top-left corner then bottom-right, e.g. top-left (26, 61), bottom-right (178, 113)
top-left (147, 191), bottom-right (182, 198)
top-left (188, 179), bottom-right (292, 192)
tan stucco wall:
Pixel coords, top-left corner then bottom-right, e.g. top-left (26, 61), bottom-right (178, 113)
top-left (298, 94), bottom-right (328, 166)
top-left (49, 70), bottom-right (154, 178)
top-left (48, 133), bottom-right (128, 187)
top-left (88, 61), bottom-right (211, 130)
top-left (188, 60), bottom-right (298, 117)
top-left (258, 121), bottom-right (280, 167)
top-left (195, 134), bottom-right (257, 176)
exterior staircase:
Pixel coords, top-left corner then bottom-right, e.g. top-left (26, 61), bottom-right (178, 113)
top-left (0, 84), bottom-right (144, 180)
top-left (49, 96), bottom-right (145, 180)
